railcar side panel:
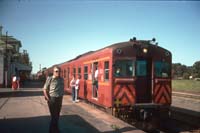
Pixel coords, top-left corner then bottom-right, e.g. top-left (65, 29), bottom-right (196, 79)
top-left (81, 49), bottom-right (113, 107)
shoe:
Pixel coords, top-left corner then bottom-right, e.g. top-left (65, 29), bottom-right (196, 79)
top-left (75, 100), bottom-right (79, 102)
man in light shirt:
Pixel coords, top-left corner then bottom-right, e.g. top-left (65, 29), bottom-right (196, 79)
top-left (43, 66), bottom-right (64, 133)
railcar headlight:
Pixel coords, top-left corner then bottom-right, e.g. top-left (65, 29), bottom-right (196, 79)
top-left (143, 48), bottom-right (148, 53)
top-left (116, 48), bottom-right (122, 55)
top-left (165, 51), bottom-right (170, 56)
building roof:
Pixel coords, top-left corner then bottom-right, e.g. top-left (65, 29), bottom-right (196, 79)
top-left (0, 41), bottom-right (14, 50)
top-left (0, 35), bottom-right (22, 47)
top-left (14, 62), bottom-right (32, 71)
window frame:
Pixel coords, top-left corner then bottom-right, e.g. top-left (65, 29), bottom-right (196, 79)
top-left (114, 59), bottom-right (135, 78)
top-left (78, 67), bottom-right (81, 78)
top-left (73, 67), bottom-right (76, 78)
top-left (154, 61), bottom-right (171, 78)
top-left (136, 60), bottom-right (147, 77)
top-left (64, 69), bottom-right (66, 78)
top-left (84, 65), bottom-right (88, 80)
top-left (104, 61), bottom-right (109, 81)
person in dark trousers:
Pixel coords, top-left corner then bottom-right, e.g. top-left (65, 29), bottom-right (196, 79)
top-left (43, 66), bottom-right (64, 133)
top-left (70, 75), bottom-right (76, 103)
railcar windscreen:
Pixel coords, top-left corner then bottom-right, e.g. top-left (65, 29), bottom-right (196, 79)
top-left (154, 61), bottom-right (170, 78)
top-left (136, 60), bottom-right (147, 76)
top-left (114, 60), bottom-right (135, 77)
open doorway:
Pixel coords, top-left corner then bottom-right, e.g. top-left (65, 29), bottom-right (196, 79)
top-left (92, 62), bottom-right (98, 98)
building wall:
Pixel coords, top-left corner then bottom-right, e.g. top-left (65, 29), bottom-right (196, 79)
top-left (0, 54), bottom-right (4, 87)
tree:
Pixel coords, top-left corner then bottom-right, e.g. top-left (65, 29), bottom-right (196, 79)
top-left (183, 72), bottom-right (190, 79)
top-left (193, 61), bottom-right (200, 78)
top-left (172, 63), bottom-right (192, 79)
top-left (172, 63), bottom-right (188, 78)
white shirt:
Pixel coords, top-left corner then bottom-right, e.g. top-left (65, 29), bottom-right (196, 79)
top-left (75, 79), bottom-right (80, 90)
top-left (95, 70), bottom-right (98, 79)
top-left (13, 76), bottom-right (17, 82)
top-left (70, 78), bottom-right (76, 87)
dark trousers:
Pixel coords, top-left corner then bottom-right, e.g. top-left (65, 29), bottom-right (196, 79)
top-left (48, 96), bottom-right (63, 133)
top-left (72, 87), bottom-right (75, 101)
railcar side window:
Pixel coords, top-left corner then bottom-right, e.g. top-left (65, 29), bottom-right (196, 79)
top-left (67, 67), bottom-right (70, 78)
top-left (154, 61), bottom-right (170, 78)
top-left (64, 69), bottom-right (66, 78)
top-left (61, 69), bottom-right (63, 77)
top-left (78, 67), bottom-right (81, 78)
top-left (104, 61), bottom-right (109, 81)
top-left (136, 60), bottom-right (147, 76)
top-left (114, 60), bottom-right (135, 77)
top-left (84, 66), bottom-right (88, 80)
top-left (67, 67), bottom-right (70, 88)
top-left (73, 68), bottom-right (76, 78)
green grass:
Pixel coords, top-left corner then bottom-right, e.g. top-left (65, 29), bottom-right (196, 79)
top-left (172, 80), bottom-right (200, 93)
top-left (111, 124), bottom-right (120, 130)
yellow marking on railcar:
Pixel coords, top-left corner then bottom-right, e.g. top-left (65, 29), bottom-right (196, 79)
top-left (114, 99), bottom-right (122, 107)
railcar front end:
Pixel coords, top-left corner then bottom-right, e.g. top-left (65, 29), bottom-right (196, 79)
top-left (112, 39), bottom-right (172, 129)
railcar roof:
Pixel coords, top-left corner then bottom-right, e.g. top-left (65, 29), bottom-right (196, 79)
top-left (64, 41), bottom-right (132, 62)
top-left (59, 40), bottom-right (170, 65)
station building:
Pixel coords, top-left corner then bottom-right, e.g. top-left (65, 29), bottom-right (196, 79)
top-left (0, 26), bottom-right (32, 88)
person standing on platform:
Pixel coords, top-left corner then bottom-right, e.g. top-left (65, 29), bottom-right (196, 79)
top-left (12, 75), bottom-right (19, 90)
top-left (70, 75), bottom-right (76, 103)
top-left (75, 75), bottom-right (81, 102)
top-left (43, 66), bottom-right (64, 133)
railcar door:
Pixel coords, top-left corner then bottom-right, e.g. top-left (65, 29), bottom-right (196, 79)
top-left (135, 58), bottom-right (152, 103)
top-left (92, 62), bottom-right (98, 98)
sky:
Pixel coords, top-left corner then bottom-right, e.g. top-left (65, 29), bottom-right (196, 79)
top-left (0, 0), bottom-right (200, 73)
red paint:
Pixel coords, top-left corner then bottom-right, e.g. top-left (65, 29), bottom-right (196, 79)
top-left (45, 40), bottom-right (172, 109)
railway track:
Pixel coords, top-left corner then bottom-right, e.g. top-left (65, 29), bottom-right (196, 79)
top-left (157, 92), bottom-right (200, 133)
top-left (166, 106), bottom-right (200, 133)
top-left (130, 107), bottom-right (200, 133)
top-left (172, 91), bottom-right (200, 100)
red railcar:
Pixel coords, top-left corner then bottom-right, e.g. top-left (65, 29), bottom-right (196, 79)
top-left (46, 38), bottom-right (172, 127)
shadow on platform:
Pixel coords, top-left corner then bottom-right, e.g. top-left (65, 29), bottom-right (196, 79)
top-left (0, 115), bottom-right (99, 133)
top-left (21, 80), bottom-right (44, 88)
top-left (0, 114), bottom-right (140, 133)
top-left (0, 90), bottom-right (43, 98)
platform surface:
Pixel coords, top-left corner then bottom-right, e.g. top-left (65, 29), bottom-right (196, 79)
top-left (0, 88), bottom-right (144, 133)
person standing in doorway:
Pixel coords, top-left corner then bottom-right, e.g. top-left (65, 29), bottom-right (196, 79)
top-left (43, 66), bottom-right (64, 133)
top-left (94, 65), bottom-right (99, 97)
top-left (70, 75), bottom-right (76, 103)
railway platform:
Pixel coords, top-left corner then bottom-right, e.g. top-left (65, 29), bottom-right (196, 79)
top-left (0, 88), bottom-right (144, 133)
